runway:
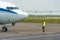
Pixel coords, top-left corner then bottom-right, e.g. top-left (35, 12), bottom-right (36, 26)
top-left (1, 34), bottom-right (60, 40)
top-left (0, 23), bottom-right (60, 40)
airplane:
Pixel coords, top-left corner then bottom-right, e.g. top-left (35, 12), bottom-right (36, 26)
top-left (0, 1), bottom-right (28, 32)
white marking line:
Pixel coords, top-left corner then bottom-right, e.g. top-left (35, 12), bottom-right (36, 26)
top-left (2, 34), bottom-right (60, 40)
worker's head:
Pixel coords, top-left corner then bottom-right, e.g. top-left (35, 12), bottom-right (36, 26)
top-left (42, 21), bottom-right (45, 24)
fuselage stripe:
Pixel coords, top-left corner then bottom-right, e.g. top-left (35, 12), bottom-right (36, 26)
top-left (0, 8), bottom-right (17, 14)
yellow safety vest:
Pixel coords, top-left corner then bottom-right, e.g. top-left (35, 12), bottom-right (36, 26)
top-left (42, 22), bottom-right (46, 26)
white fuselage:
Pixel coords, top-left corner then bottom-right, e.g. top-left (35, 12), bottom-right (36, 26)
top-left (0, 1), bottom-right (28, 24)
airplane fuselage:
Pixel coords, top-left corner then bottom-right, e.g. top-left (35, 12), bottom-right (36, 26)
top-left (0, 1), bottom-right (28, 32)
top-left (0, 14), bottom-right (24, 24)
top-left (0, 8), bottom-right (28, 24)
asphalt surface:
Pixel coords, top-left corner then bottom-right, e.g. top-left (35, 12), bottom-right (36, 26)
top-left (0, 23), bottom-right (60, 40)
top-left (1, 34), bottom-right (60, 40)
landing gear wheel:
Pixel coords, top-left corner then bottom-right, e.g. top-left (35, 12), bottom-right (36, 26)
top-left (2, 27), bottom-right (8, 32)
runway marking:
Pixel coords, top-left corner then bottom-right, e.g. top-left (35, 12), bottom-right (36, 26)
top-left (2, 34), bottom-right (60, 40)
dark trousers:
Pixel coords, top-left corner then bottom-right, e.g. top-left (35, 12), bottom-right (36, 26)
top-left (42, 26), bottom-right (45, 32)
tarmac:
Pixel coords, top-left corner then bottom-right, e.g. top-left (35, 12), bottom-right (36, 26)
top-left (0, 23), bottom-right (60, 37)
top-left (0, 23), bottom-right (60, 40)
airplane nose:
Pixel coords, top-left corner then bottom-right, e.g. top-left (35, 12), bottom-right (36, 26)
top-left (16, 10), bottom-right (29, 18)
top-left (23, 12), bottom-right (29, 18)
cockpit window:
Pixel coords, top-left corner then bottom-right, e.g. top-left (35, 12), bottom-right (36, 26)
top-left (6, 7), bottom-right (19, 10)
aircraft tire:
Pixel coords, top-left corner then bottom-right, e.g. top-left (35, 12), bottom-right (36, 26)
top-left (2, 27), bottom-right (8, 32)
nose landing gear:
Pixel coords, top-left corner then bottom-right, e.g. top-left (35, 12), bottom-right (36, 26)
top-left (2, 27), bottom-right (8, 32)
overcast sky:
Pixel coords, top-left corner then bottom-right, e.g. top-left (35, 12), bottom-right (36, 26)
top-left (1, 0), bottom-right (60, 11)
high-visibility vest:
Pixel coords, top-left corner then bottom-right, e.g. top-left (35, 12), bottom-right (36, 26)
top-left (42, 21), bottom-right (46, 26)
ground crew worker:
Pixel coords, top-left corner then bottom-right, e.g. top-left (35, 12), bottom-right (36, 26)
top-left (42, 21), bottom-right (46, 32)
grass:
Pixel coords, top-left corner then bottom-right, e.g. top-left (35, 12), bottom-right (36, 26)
top-left (20, 18), bottom-right (60, 24)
